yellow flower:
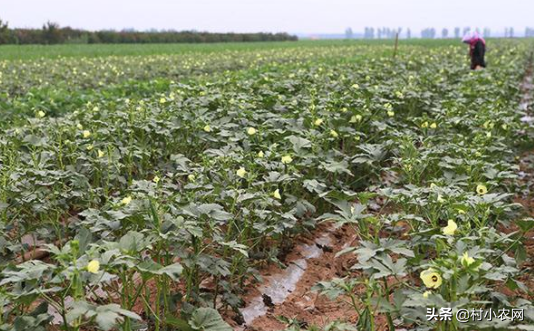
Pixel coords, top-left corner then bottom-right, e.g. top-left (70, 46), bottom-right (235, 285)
top-left (36, 110), bottom-right (46, 118)
top-left (87, 260), bottom-right (100, 274)
top-left (430, 122), bottom-right (437, 129)
top-left (247, 127), bottom-right (257, 135)
top-left (153, 175), bottom-right (160, 183)
top-left (395, 91), bottom-right (404, 98)
top-left (281, 155), bottom-right (293, 164)
top-left (273, 189), bottom-right (282, 200)
top-left (387, 110), bottom-right (395, 117)
top-left (97, 150), bottom-right (105, 158)
top-left (501, 124), bottom-right (508, 130)
top-left (257, 151), bottom-right (265, 158)
top-left (486, 131), bottom-right (492, 138)
top-left (121, 196), bottom-right (132, 206)
top-left (187, 174), bottom-right (196, 182)
top-left (330, 130), bottom-right (339, 138)
top-left (430, 183), bottom-right (437, 188)
top-left (442, 219), bottom-right (458, 236)
top-left (77, 123), bottom-right (84, 130)
top-left (350, 114), bottom-right (363, 123)
top-left (460, 252), bottom-right (475, 266)
top-left (82, 130), bottom-right (91, 138)
top-left (423, 291), bottom-right (432, 298)
top-left (421, 121), bottom-right (429, 128)
top-left (351, 84), bottom-right (359, 89)
top-left (86, 144), bottom-right (94, 151)
top-left (159, 97), bottom-right (166, 104)
top-left (420, 269), bottom-right (442, 289)
top-left (236, 167), bottom-right (247, 178)
top-left (476, 184), bottom-right (488, 195)
top-left (314, 118), bottom-right (324, 126)
top-left (203, 125), bottom-right (211, 133)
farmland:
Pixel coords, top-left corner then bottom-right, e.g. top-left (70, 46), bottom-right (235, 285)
top-left (1, 39), bottom-right (534, 331)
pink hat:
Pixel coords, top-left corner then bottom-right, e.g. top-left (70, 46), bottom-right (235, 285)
top-left (462, 31), bottom-right (485, 45)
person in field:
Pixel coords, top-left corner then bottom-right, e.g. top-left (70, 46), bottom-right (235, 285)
top-left (462, 31), bottom-right (486, 70)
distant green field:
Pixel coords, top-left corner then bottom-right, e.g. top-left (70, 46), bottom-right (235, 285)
top-left (0, 38), bottom-right (472, 60)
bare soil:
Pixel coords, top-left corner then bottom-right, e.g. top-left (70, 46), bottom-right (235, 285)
top-left (232, 224), bottom-right (361, 331)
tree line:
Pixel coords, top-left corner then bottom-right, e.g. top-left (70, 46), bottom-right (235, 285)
top-left (0, 20), bottom-right (297, 45)
top-left (353, 26), bottom-right (532, 39)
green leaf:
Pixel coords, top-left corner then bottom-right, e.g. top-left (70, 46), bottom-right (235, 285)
top-left (165, 315), bottom-right (193, 330)
top-left (160, 263), bottom-right (183, 281)
top-left (197, 204), bottom-right (233, 221)
top-left (286, 135), bottom-right (311, 153)
top-left (221, 241), bottom-right (249, 257)
top-left (118, 231), bottom-right (149, 254)
top-left (515, 218), bottom-right (534, 233)
top-left (189, 308), bottom-right (232, 331)
top-left (94, 304), bottom-right (141, 331)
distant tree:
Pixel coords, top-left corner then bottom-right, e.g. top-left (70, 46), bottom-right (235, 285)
top-left (442, 28), bottom-right (449, 39)
top-left (509, 27), bottom-right (514, 38)
top-left (463, 27), bottom-right (471, 36)
top-left (345, 27), bottom-right (353, 39)
top-left (364, 27), bottom-right (375, 39)
top-left (364, 27), bottom-right (371, 39)
top-left (421, 28), bottom-right (436, 39)
top-left (406, 28), bottom-right (411, 39)
top-left (454, 27), bottom-right (460, 38)
top-left (377, 28), bottom-right (382, 39)
top-left (483, 28), bottom-right (491, 38)
top-left (0, 18), bottom-right (13, 44)
top-left (42, 21), bottom-right (64, 44)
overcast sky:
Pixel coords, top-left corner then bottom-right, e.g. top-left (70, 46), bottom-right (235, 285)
top-left (1, 0), bottom-right (532, 35)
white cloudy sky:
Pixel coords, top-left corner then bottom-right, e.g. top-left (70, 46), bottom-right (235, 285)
top-left (1, 0), bottom-right (531, 34)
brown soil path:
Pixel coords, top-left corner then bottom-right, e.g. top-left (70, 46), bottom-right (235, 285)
top-left (230, 224), bottom-right (360, 330)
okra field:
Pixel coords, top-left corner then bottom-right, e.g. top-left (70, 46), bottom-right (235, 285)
top-left (1, 40), bottom-right (534, 331)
